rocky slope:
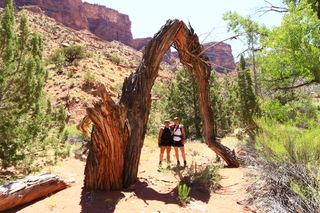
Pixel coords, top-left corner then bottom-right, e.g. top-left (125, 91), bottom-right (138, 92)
top-left (0, 0), bottom-right (236, 71)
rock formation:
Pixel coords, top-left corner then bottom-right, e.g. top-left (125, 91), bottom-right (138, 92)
top-left (202, 42), bottom-right (236, 73)
top-left (83, 3), bottom-right (132, 46)
top-left (131, 37), bottom-right (152, 50)
top-left (0, 0), bottom-right (132, 45)
top-left (0, 0), bottom-right (88, 30)
top-left (0, 0), bottom-right (235, 70)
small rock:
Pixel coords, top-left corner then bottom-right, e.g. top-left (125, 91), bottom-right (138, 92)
top-left (69, 178), bottom-right (76, 183)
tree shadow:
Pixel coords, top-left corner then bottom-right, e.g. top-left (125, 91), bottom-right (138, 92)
top-left (129, 180), bottom-right (178, 206)
top-left (80, 187), bottom-right (125, 213)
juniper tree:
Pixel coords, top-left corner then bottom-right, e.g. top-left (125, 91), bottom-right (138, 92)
top-left (235, 55), bottom-right (259, 131)
top-left (166, 67), bottom-right (202, 138)
top-left (0, 0), bottom-right (68, 171)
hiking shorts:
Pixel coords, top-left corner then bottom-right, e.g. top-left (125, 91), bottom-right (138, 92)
top-left (160, 139), bottom-right (172, 147)
top-left (172, 140), bottom-right (184, 147)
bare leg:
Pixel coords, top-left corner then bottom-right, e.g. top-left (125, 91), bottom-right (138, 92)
top-left (159, 146), bottom-right (166, 162)
top-left (165, 146), bottom-right (171, 162)
top-left (179, 147), bottom-right (186, 161)
top-left (174, 146), bottom-right (180, 163)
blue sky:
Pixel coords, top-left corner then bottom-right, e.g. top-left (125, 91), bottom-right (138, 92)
top-left (84, 0), bottom-right (286, 58)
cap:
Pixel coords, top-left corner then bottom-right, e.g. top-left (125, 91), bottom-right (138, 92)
top-left (164, 120), bottom-right (170, 123)
top-left (173, 117), bottom-right (180, 121)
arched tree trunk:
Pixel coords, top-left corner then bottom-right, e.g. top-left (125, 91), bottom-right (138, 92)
top-left (173, 24), bottom-right (239, 167)
top-left (81, 19), bottom-right (239, 191)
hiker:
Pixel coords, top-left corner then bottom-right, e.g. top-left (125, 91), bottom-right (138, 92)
top-left (171, 117), bottom-right (187, 167)
top-left (158, 120), bottom-right (173, 169)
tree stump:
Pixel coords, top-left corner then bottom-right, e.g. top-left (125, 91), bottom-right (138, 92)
top-left (0, 173), bottom-right (68, 212)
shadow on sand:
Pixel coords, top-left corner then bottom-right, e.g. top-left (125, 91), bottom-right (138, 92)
top-left (79, 167), bottom-right (211, 213)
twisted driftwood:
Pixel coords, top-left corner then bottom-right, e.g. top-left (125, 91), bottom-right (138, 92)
top-left (79, 19), bottom-right (239, 191)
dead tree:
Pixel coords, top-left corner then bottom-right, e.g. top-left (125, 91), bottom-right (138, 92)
top-left (80, 19), bottom-right (239, 191)
top-left (0, 174), bottom-right (68, 212)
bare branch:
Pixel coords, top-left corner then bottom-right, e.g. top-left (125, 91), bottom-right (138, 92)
top-left (198, 33), bottom-right (244, 57)
top-left (257, 0), bottom-right (288, 16)
top-left (275, 80), bottom-right (317, 90)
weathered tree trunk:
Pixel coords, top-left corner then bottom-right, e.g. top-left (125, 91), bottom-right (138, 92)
top-left (173, 24), bottom-right (239, 167)
top-left (0, 173), bottom-right (67, 212)
top-left (84, 84), bottom-right (130, 190)
top-left (76, 115), bottom-right (92, 139)
top-left (82, 19), bottom-right (239, 191)
top-left (120, 20), bottom-right (183, 185)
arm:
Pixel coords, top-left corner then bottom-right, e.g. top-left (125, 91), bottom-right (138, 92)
top-left (158, 128), bottom-right (163, 142)
top-left (181, 125), bottom-right (186, 140)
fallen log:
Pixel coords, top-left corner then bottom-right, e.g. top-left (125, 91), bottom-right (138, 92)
top-left (0, 173), bottom-right (68, 212)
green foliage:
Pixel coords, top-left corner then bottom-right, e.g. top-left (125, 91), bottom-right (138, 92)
top-left (48, 45), bottom-right (88, 67)
top-left (111, 55), bottom-right (121, 65)
top-left (235, 55), bottom-right (259, 130)
top-left (258, 0), bottom-right (320, 89)
top-left (174, 163), bottom-right (221, 194)
top-left (166, 67), bottom-right (202, 138)
top-left (261, 89), bottom-right (318, 126)
top-left (83, 71), bottom-right (95, 84)
top-left (256, 118), bottom-right (320, 164)
top-left (177, 183), bottom-right (191, 206)
top-left (0, 1), bottom-right (68, 171)
top-left (210, 60), bottom-right (259, 136)
top-left (222, 11), bottom-right (268, 47)
top-left (210, 72), bottom-right (237, 136)
top-left (147, 80), bottom-right (170, 136)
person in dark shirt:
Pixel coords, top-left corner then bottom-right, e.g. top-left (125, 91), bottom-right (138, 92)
top-left (158, 120), bottom-right (173, 169)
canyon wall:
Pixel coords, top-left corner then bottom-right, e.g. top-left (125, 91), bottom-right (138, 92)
top-left (0, 0), bottom-right (235, 70)
top-left (202, 42), bottom-right (236, 73)
top-left (83, 3), bottom-right (132, 46)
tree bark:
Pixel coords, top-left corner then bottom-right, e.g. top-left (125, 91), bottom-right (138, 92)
top-left (120, 20), bottom-right (183, 186)
top-left (173, 24), bottom-right (240, 167)
top-left (0, 173), bottom-right (67, 212)
top-left (81, 19), bottom-right (240, 191)
top-left (84, 84), bottom-right (130, 190)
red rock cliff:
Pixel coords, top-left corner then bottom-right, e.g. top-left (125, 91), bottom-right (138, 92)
top-left (0, 0), bottom-right (88, 30)
top-left (0, 0), bottom-right (132, 45)
top-left (83, 3), bottom-right (132, 46)
top-left (202, 42), bottom-right (235, 72)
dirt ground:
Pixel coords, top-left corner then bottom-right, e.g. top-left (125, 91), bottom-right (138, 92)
top-left (4, 141), bottom-right (251, 213)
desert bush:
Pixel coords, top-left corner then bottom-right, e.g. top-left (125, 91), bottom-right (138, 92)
top-left (243, 162), bottom-right (320, 213)
top-left (173, 163), bottom-right (221, 194)
top-left (84, 72), bottom-right (95, 84)
top-left (48, 45), bottom-right (88, 67)
top-left (111, 55), bottom-right (121, 65)
top-left (255, 119), bottom-right (320, 164)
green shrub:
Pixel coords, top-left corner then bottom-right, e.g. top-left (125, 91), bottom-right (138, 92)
top-left (174, 163), bottom-right (221, 194)
top-left (84, 72), bottom-right (95, 84)
top-left (177, 183), bottom-right (191, 206)
top-left (111, 55), bottom-right (121, 65)
top-left (255, 118), bottom-right (320, 164)
top-left (48, 45), bottom-right (89, 66)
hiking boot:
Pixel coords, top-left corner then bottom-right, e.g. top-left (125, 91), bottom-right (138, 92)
top-left (166, 163), bottom-right (171, 169)
top-left (183, 161), bottom-right (188, 168)
top-left (157, 161), bottom-right (162, 172)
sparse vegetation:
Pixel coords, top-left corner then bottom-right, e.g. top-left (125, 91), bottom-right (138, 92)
top-left (83, 72), bottom-right (95, 84)
top-left (177, 183), bottom-right (191, 206)
top-left (111, 55), bottom-right (121, 65)
top-left (48, 45), bottom-right (89, 68)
